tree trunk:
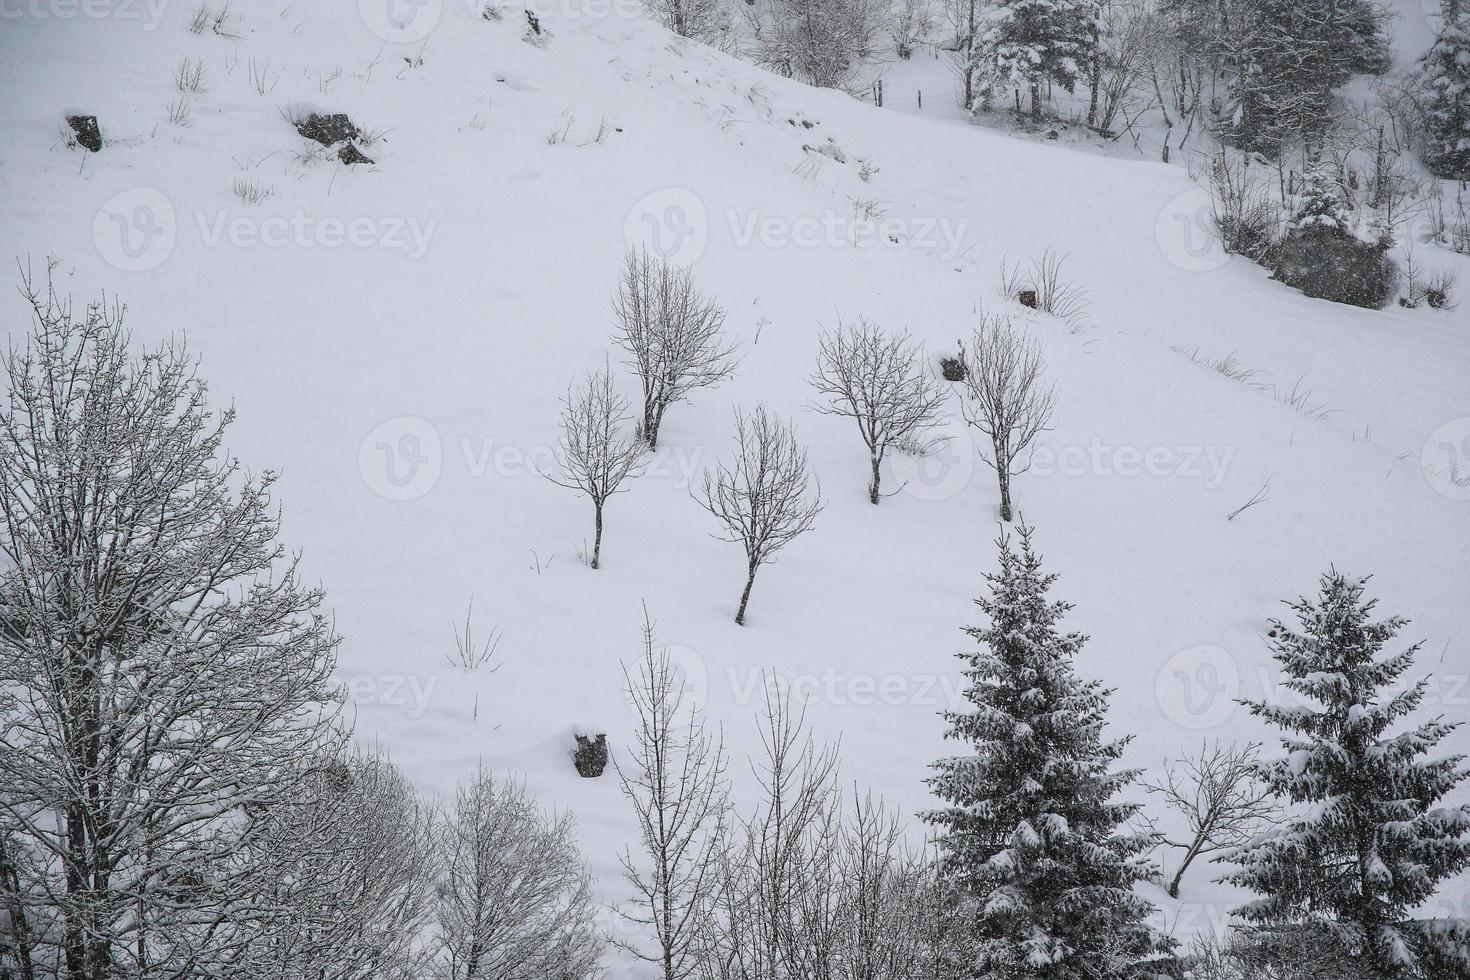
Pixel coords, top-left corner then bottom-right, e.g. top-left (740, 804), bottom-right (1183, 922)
top-left (734, 564), bottom-right (757, 626)
top-left (644, 399), bottom-right (665, 450)
top-left (998, 468), bottom-right (1012, 522)
top-left (592, 504), bottom-right (604, 569)
top-left (868, 453), bottom-right (882, 505)
top-left (0, 836), bottom-right (37, 980)
top-left (1167, 835), bottom-right (1206, 898)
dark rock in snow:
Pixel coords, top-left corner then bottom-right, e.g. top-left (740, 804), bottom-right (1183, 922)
top-left (337, 142), bottom-right (374, 166)
top-left (1019, 289), bottom-right (1038, 309)
top-left (295, 112), bottom-right (361, 147)
top-left (573, 733), bottom-right (607, 777)
top-left (66, 115), bottom-right (102, 152)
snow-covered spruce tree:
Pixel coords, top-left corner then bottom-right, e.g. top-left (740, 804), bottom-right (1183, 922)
top-left (0, 266), bottom-right (346, 979)
top-left (1221, 571), bottom-right (1470, 980)
top-left (924, 524), bottom-right (1169, 980)
top-left (973, 0), bottom-right (1099, 119)
top-left (1268, 166), bottom-right (1397, 309)
top-left (1227, 0), bottom-right (1388, 155)
top-left (1416, 3), bottom-right (1470, 180)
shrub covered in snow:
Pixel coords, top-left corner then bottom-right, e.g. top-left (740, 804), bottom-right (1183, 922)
top-left (1265, 169), bottom-right (1396, 309)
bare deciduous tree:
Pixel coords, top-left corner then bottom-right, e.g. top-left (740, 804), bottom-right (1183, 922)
top-left (1144, 740), bottom-right (1274, 898)
top-left (612, 249), bottom-right (739, 451)
top-left (544, 365), bottom-right (645, 570)
top-left (234, 751), bottom-right (438, 980)
top-left (890, 0), bottom-right (934, 58)
top-left (699, 686), bottom-right (841, 980)
top-left (0, 265), bottom-right (346, 980)
top-left (646, 0), bottom-right (730, 45)
top-left (615, 609), bottom-right (729, 980)
top-left (958, 315), bottom-right (1056, 522)
top-left (744, 0), bottom-right (888, 89)
top-left (694, 687), bottom-right (956, 980)
top-left (433, 771), bottom-right (602, 980)
top-left (809, 317), bottom-right (947, 505)
top-left (696, 407), bottom-right (824, 626)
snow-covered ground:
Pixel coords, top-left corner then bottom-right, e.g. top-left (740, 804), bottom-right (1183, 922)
top-left (2, 0), bottom-right (1468, 969)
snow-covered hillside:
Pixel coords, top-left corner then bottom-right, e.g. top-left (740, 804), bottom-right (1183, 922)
top-left (2, 0), bottom-right (1468, 969)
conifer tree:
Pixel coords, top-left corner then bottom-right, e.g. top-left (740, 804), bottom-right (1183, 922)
top-left (1223, 571), bottom-right (1470, 979)
top-left (1288, 166), bottom-right (1351, 235)
top-left (974, 0), bottom-right (1099, 119)
top-left (1229, 0), bottom-right (1388, 155)
top-left (925, 524), bottom-right (1168, 980)
top-left (1416, 3), bottom-right (1470, 180)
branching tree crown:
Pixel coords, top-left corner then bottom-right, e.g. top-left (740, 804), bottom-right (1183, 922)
top-left (958, 315), bottom-right (1056, 523)
top-left (695, 406), bottom-right (823, 626)
top-left (809, 316), bottom-right (947, 505)
top-left (0, 266), bottom-right (347, 979)
top-left (612, 249), bottom-right (738, 451)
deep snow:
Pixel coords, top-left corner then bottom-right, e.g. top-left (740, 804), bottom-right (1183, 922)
top-left (1, 0), bottom-right (1468, 970)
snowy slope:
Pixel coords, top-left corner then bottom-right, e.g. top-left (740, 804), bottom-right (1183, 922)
top-left (1, 0), bottom-right (1468, 967)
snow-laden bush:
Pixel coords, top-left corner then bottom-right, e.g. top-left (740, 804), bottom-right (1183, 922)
top-left (1266, 169), bottom-right (1396, 308)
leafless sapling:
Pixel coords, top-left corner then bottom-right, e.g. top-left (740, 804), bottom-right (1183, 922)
top-left (695, 407), bottom-right (823, 626)
top-left (544, 365), bottom-right (645, 569)
top-left (699, 684), bottom-right (841, 980)
top-left (958, 314), bottom-right (1056, 522)
top-left (809, 316), bottom-right (947, 505)
top-left (0, 264), bottom-right (346, 979)
top-left (612, 249), bottom-right (739, 450)
top-left (614, 609), bottom-right (729, 980)
top-left (432, 771), bottom-right (603, 980)
top-left (1143, 740), bottom-right (1274, 898)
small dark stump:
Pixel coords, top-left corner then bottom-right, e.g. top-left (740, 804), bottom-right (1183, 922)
top-left (940, 356), bottom-right (967, 381)
top-left (1018, 289), bottom-right (1038, 309)
top-left (66, 115), bottom-right (102, 152)
top-left (337, 142), bottom-right (374, 166)
top-left (573, 734), bottom-right (607, 778)
top-left (295, 112), bottom-right (361, 147)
